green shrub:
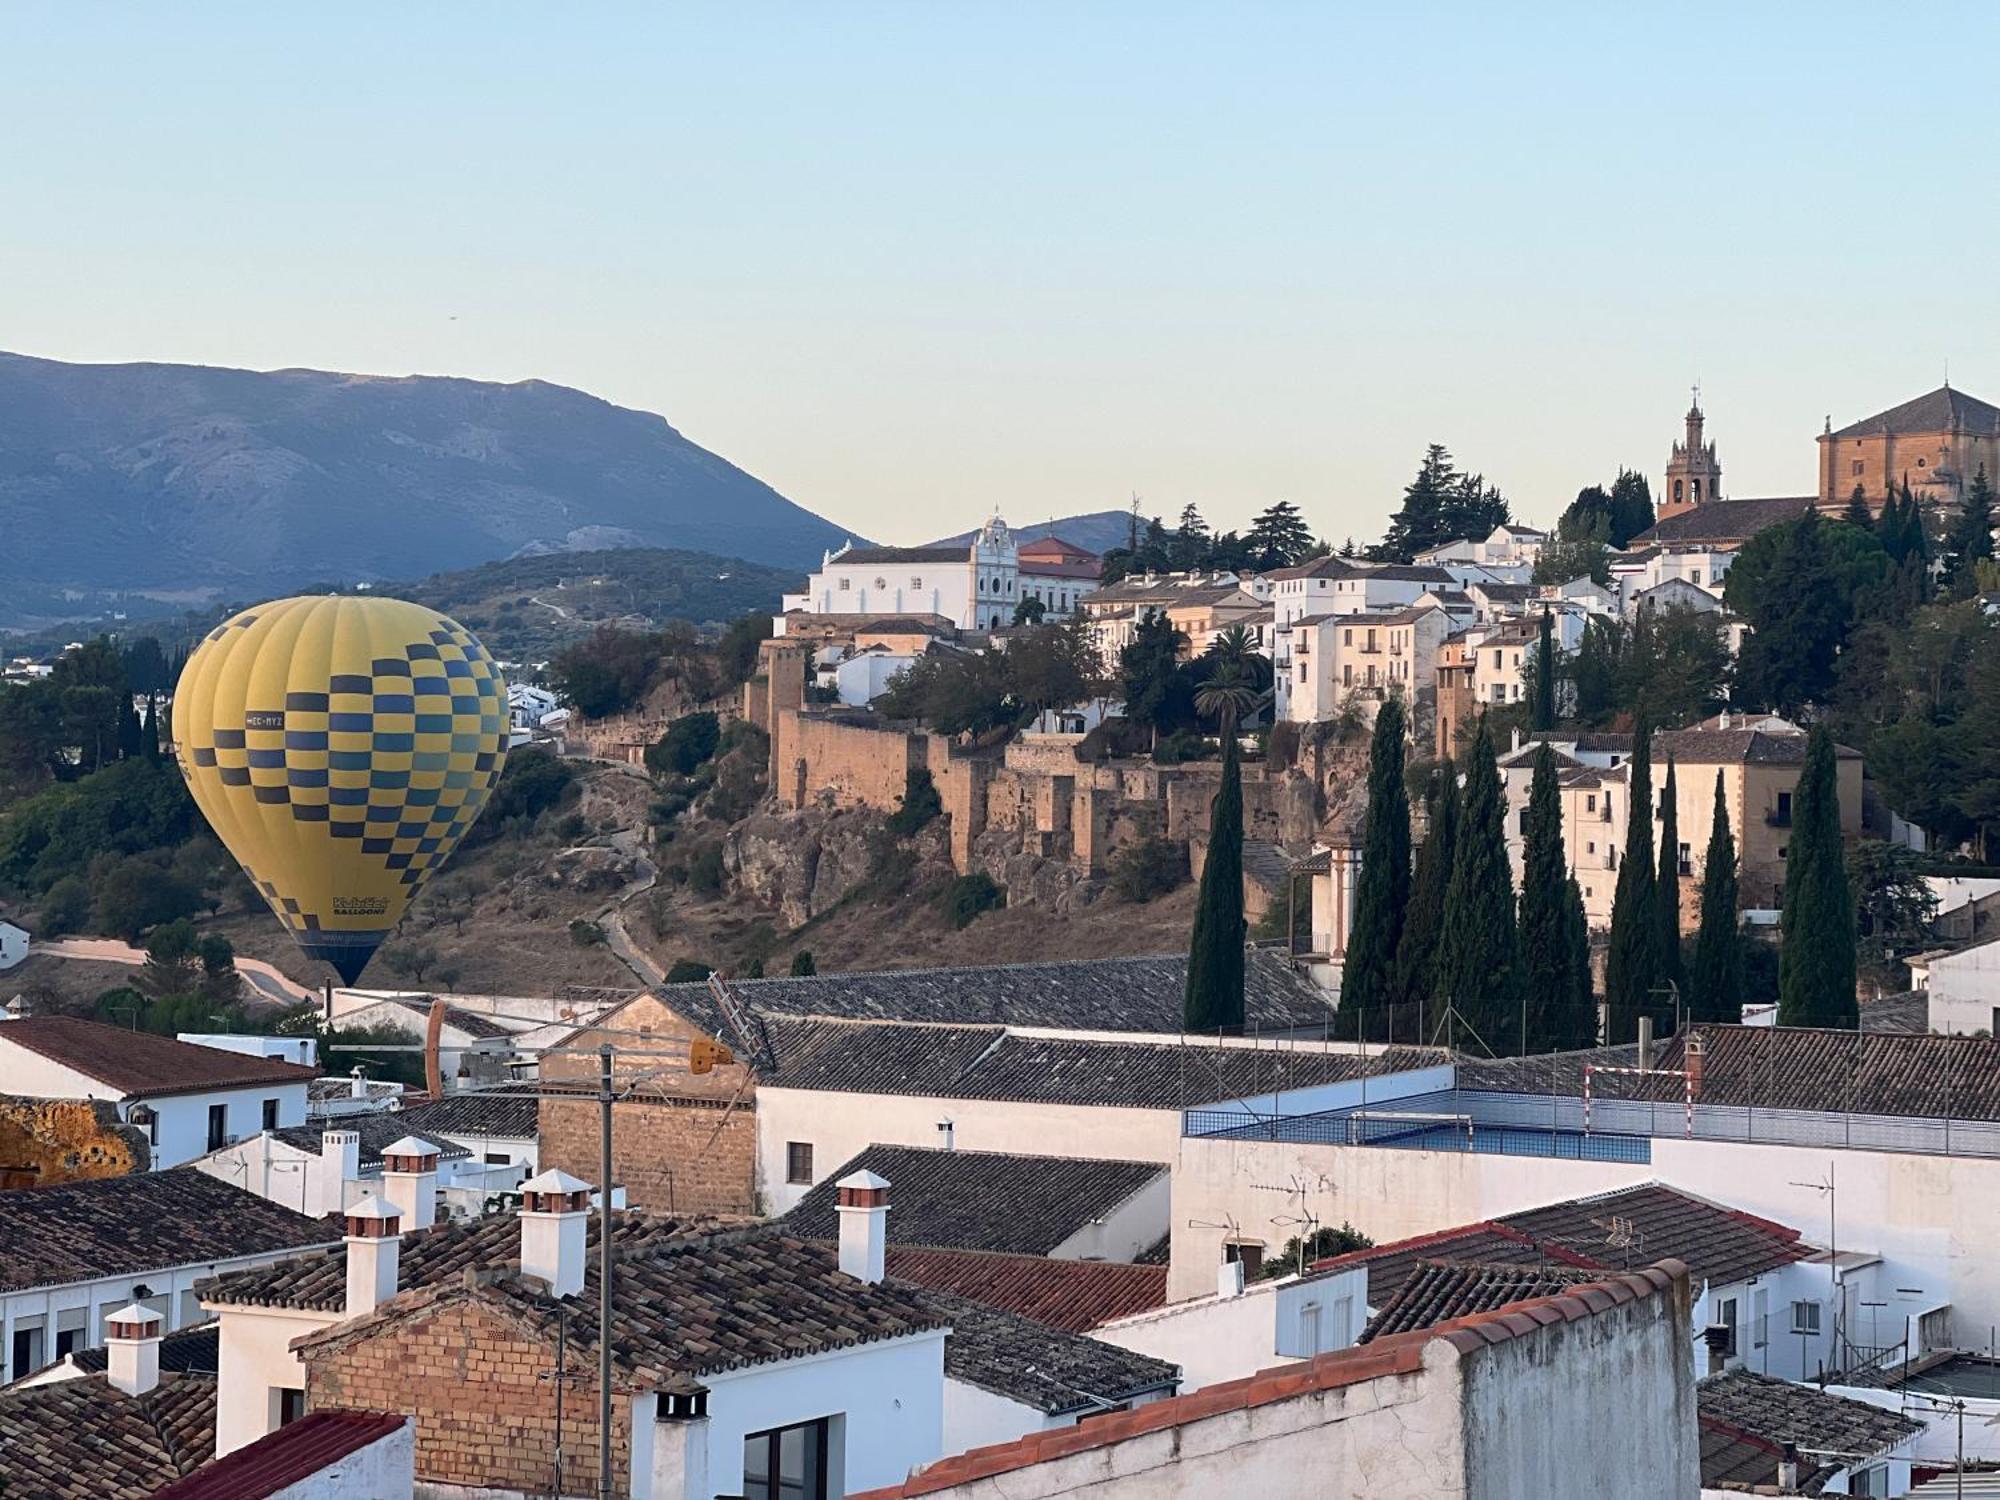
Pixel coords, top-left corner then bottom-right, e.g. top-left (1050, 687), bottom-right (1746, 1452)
top-left (1151, 730), bottom-right (1208, 765)
top-left (687, 841), bottom-right (725, 894)
top-left (1109, 837), bottom-right (1188, 904)
top-left (939, 873), bottom-right (1004, 929)
top-left (569, 918), bottom-right (607, 947)
top-left (789, 950), bottom-right (817, 976)
top-left (647, 712), bottom-right (721, 777)
top-left (887, 767), bottom-right (943, 838)
top-left (36, 875), bottom-right (91, 936)
top-left (665, 959), bottom-right (713, 984)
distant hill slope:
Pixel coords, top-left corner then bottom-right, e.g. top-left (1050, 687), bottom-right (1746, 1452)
top-left (930, 509), bottom-right (1137, 556)
top-left (400, 547), bottom-right (800, 661)
top-left (0, 351), bottom-right (856, 604)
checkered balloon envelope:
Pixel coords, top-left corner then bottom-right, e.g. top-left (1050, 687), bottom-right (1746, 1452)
top-left (173, 595), bottom-right (511, 984)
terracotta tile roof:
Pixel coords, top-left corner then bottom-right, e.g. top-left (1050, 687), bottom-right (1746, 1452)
top-left (394, 1088), bottom-right (542, 1140)
top-left (659, 950), bottom-right (1337, 1038)
top-left (0, 1018), bottom-right (317, 1098)
top-left (0, 1372), bottom-right (216, 1498)
top-left (753, 1016), bottom-right (1440, 1110)
top-left (1311, 1184), bottom-right (1808, 1304)
top-left (267, 1112), bottom-right (468, 1165)
top-left (1698, 1370), bottom-right (1923, 1493)
top-left (850, 1262), bottom-right (1690, 1499)
top-left (1830, 384), bottom-right (2000, 439)
top-left (916, 1289), bottom-right (1177, 1414)
top-left (0, 1169), bottom-right (339, 1294)
top-left (150, 1409), bottom-right (406, 1500)
top-left (213, 1215), bottom-right (947, 1394)
top-left (1627, 496), bottom-right (1814, 547)
top-left (1356, 1260), bottom-right (1600, 1342)
top-left (785, 1145), bottom-right (1164, 1256)
top-left (880, 1247), bottom-right (1167, 1332)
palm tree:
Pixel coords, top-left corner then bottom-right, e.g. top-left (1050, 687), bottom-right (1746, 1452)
top-left (1204, 625), bottom-right (1272, 689)
top-left (1195, 664), bottom-right (1259, 738)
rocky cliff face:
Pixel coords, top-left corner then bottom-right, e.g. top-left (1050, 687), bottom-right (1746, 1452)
top-left (724, 806), bottom-right (953, 928)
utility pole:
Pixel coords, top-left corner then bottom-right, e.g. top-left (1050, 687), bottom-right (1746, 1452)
top-left (598, 1043), bottom-right (614, 1500)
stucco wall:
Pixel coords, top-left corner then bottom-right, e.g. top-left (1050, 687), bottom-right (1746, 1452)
top-left (1929, 938), bottom-right (2000, 1036)
top-left (270, 1422), bottom-right (414, 1499)
top-left (941, 1379), bottom-right (1053, 1465)
top-left (213, 1303), bottom-right (342, 1455)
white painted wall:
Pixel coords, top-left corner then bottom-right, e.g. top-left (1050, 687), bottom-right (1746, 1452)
top-left (178, 1033), bottom-right (319, 1067)
top-left (209, 1302), bottom-right (342, 1455)
top-left (1090, 1279), bottom-right (1292, 1392)
top-left (1929, 939), bottom-right (2000, 1036)
top-left (943, 1378), bottom-right (1058, 1455)
top-left (267, 1419), bottom-right (414, 1499)
top-left (1167, 1130), bottom-right (1994, 1358)
top-left (696, 1331), bottom-right (948, 1499)
top-left (1047, 1172), bottom-right (1169, 1263)
top-left (0, 922), bottom-right (28, 970)
top-left (755, 1088), bottom-right (1183, 1216)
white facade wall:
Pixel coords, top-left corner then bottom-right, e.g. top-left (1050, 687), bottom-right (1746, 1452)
top-left (835, 652), bottom-right (920, 707)
top-left (696, 1332), bottom-right (948, 1499)
top-left (943, 1378), bottom-right (1060, 1456)
top-left (1167, 1130), bottom-right (1989, 1357)
top-left (211, 1303), bottom-right (343, 1455)
top-left (1047, 1171), bottom-right (1169, 1263)
top-left (1928, 939), bottom-right (2000, 1036)
top-left (0, 922), bottom-right (28, 970)
top-left (755, 1088), bottom-right (1183, 1216)
top-left (1090, 1280), bottom-right (1293, 1392)
top-left (267, 1422), bottom-right (415, 1499)
top-left (177, 1033), bottom-right (320, 1066)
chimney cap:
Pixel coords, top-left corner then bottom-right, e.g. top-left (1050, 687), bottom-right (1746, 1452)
top-left (380, 1135), bottom-right (441, 1167)
top-left (104, 1302), bottom-right (161, 1332)
top-left (521, 1167), bottom-right (593, 1196)
top-left (345, 1193), bottom-right (401, 1220)
top-left (835, 1169), bottom-right (891, 1192)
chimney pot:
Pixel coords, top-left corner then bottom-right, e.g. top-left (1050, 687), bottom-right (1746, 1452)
top-left (519, 1168), bottom-right (592, 1299)
top-left (343, 1194), bottom-right (402, 1319)
top-left (349, 1067), bottom-right (368, 1099)
top-left (835, 1169), bottom-right (891, 1284)
top-left (380, 1135), bottom-right (441, 1230)
top-left (104, 1301), bottom-right (162, 1396)
top-left (1637, 1015), bottom-right (1655, 1072)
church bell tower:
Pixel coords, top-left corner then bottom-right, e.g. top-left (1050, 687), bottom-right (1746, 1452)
top-left (1660, 388), bottom-right (1723, 521)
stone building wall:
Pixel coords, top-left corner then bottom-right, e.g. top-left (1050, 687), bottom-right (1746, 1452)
top-left (306, 1295), bottom-right (635, 1498)
top-left (0, 1096), bottom-right (147, 1189)
top-left (539, 994), bottom-right (760, 1216)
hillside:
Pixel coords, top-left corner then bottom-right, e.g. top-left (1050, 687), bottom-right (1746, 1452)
top-left (0, 351), bottom-right (854, 622)
top-left (930, 508), bottom-right (1137, 555)
top-left (399, 547), bottom-right (800, 661)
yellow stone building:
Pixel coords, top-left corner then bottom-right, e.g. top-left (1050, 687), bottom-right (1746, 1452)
top-left (1817, 384), bottom-right (2000, 510)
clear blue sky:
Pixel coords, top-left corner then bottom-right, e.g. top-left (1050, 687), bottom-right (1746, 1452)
top-left (3, 3), bottom-right (1993, 546)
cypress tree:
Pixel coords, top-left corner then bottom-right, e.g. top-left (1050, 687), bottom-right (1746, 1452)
top-left (1843, 483), bottom-right (1874, 531)
top-left (1517, 743), bottom-right (1573, 1053)
top-left (1531, 609), bottom-right (1556, 731)
top-left (1943, 465), bottom-right (1997, 598)
top-left (141, 694), bottom-right (161, 762)
top-left (1689, 769), bottom-right (1743, 1022)
top-left (1778, 726), bottom-right (1858, 1028)
top-left (1654, 754), bottom-right (1685, 1018)
top-left (1184, 732), bottom-right (1246, 1033)
top-left (1561, 875), bottom-right (1596, 1047)
top-left (1340, 697), bottom-right (1410, 1038)
top-left (116, 697), bottom-right (143, 762)
top-left (1434, 718), bottom-right (1519, 1051)
top-left (1603, 716), bottom-right (1658, 1042)
top-left (1391, 762), bottom-right (1458, 1042)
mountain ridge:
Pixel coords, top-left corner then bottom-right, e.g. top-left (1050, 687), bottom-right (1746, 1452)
top-left (0, 350), bottom-right (858, 611)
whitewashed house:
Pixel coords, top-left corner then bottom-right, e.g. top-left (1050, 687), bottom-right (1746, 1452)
top-left (0, 1018), bottom-right (314, 1168)
top-left (781, 516), bottom-right (1022, 632)
top-left (1928, 935), bottom-right (2000, 1036)
top-left (0, 921), bottom-right (27, 970)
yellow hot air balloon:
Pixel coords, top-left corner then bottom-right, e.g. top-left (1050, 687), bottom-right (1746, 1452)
top-left (173, 595), bottom-right (510, 984)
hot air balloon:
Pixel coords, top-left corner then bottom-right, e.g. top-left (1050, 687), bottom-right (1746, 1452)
top-left (173, 595), bottom-right (510, 984)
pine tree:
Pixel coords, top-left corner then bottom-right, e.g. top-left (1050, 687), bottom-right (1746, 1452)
top-left (1185, 732), bottom-right (1246, 1033)
top-left (1532, 609), bottom-right (1557, 730)
top-left (1654, 754), bottom-right (1684, 1015)
top-left (1943, 465), bottom-right (1997, 598)
top-left (1340, 697), bottom-right (1410, 1038)
top-left (1517, 743), bottom-right (1576, 1053)
top-left (1245, 500), bottom-right (1314, 570)
top-left (1603, 716), bottom-right (1658, 1042)
top-left (1778, 725), bottom-right (1858, 1028)
top-left (1434, 719), bottom-right (1519, 1051)
top-left (1607, 469), bottom-right (1655, 548)
top-left (1843, 483), bottom-right (1874, 531)
top-left (1392, 763), bottom-right (1458, 1040)
top-left (1562, 875), bottom-right (1596, 1047)
top-left (1689, 769), bottom-right (1743, 1022)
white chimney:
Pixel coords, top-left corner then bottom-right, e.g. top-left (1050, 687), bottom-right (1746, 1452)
top-left (344, 1194), bottom-right (402, 1319)
top-left (379, 1136), bottom-right (441, 1230)
top-left (519, 1168), bottom-right (593, 1299)
top-left (349, 1067), bottom-right (369, 1099)
top-left (835, 1169), bottom-right (891, 1284)
top-left (320, 1130), bottom-right (362, 1218)
top-left (103, 1302), bottom-right (162, 1396)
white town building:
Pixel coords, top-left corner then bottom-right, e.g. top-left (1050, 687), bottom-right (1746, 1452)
top-left (0, 921), bottom-right (27, 970)
top-left (780, 516), bottom-right (1025, 632)
top-left (0, 1018), bottom-right (314, 1169)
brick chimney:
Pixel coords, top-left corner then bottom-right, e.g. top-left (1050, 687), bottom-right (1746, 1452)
top-left (1684, 1031), bottom-right (1705, 1101)
top-left (519, 1168), bottom-right (593, 1299)
top-left (835, 1169), bottom-right (891, 1284)
top-left (103, 1302), bottom-right (162, 1396)
top-left (379, 1135), bottom-right (440, 1230)
top-left (344, 1194), bottom-right (402, 1319)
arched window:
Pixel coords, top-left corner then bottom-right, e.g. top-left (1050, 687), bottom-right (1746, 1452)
top-left (1673, 480), bottom-right (1684, 502)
